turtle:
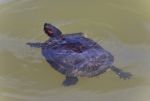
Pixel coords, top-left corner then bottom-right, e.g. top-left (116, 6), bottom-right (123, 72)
top-left (27, 23), bottom-right (132, 86)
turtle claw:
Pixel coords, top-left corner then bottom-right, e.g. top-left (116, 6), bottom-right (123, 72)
top-left (26, 42), bottom-right (36, 47)
top-left (117, 71), bottom-right (132, 80)
top-left (26, 42), bottom-right (33, 46)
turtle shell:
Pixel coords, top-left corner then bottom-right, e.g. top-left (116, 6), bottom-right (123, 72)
top-left (42, 33), bottom-right (114, 77)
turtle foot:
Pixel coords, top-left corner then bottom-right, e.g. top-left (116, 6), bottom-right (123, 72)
top-left (26, 42), bottom-right (43, 48)
top-left (63, 77), bottom-right (78, 86)
top-left (111, 66), bottom-right (132, 80)
top-left (117, 71), bottom-right (132, 80)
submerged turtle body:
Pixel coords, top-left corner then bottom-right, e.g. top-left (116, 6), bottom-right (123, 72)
top-left (27, 23), bottom-right (132, 86)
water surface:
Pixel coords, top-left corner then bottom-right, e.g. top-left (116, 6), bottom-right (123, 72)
top-left (0, 0), bottom-right (150, 101)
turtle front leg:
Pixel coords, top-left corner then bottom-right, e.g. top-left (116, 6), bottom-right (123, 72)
top-left (26, 42), bottom-right (45, 48)
top-left (111, 66), bottom-right (132, 80)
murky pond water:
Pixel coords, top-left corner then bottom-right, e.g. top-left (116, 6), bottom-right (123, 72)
top-left (0, 0), bottom-right (150, 101)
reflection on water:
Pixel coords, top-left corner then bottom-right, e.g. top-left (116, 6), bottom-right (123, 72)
top-left (0, 0), bottom-right (150, 101)
top-left (0, 0), bottom-right (13, 5)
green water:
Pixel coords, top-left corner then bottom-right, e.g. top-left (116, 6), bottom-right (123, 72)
top-left (0, 0), bottom-right (150, 101)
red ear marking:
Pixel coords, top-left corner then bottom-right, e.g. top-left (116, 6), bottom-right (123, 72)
top-left (47, 30), bottom-right (54, 36)
top-left (48, 30), bottom-right (53, 34)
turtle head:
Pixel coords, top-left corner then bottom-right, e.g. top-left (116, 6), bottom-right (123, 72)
top-left (44, 23), bottom-right (62, 38)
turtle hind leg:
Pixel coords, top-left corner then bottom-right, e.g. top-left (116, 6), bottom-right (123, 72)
top-left (111, 66), bottom-right (132, 80)
top-left (63, 76), bottom-right (78, 86)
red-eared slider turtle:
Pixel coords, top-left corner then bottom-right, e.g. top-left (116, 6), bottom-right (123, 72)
top-left (27, 23), bottom-right (132, 86)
